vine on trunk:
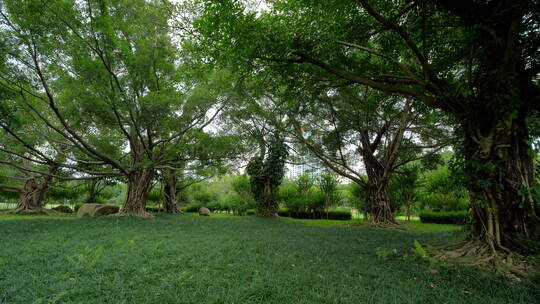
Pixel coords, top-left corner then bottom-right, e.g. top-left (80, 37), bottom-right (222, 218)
top-left (246, 137), bottom-right (288, 217)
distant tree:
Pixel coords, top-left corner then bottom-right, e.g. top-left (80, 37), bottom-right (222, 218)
top-left (317, 173), bottom-right (340, 218)
top-left (296, 174), bottom-right (314, 198)
top-left (247, 135), bottom-right (288, 217)
top-left (389, 165), bottom-right (422, 221)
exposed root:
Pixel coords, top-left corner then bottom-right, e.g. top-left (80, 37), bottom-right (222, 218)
top-left (10, 206), bottom-right (47, 215)
top-left (364, 221), bottom-right (408, 231)
top-left (426, 241), bottom-right (539, 280)
top-left (114, 210), bottom-right (154, 218)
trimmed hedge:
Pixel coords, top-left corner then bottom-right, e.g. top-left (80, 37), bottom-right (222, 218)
top-left (277, 208), bottom-right (352, 220)
top-left (419, 211), bottom-right (469, 224)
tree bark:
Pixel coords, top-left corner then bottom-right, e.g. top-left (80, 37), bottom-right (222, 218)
top-left (163, 169), bottom-right (180, 213)
top-left (462, 107), bottom-right (539, 250)
top-left (361, 148), bottom-right (398, 224)
top-left (119, 169), bottom-right (155, 216)
top-left (365, 179), bottom-right (396, 224)
top-left (257, 180), bottom-right (278, 217)
top-left (14, 169), bottom-right (56, 212)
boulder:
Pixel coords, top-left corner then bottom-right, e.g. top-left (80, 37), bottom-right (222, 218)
top-left (94, 205), bottom-right (119, 216)
top-left (77, 203), bottom-right (100, 217)
top-left (77, 203), bottom-right (119, 217)
top-left (198, 207), bottom-right (211, 216)
top-left (52, 205), bottom-right (73, 213)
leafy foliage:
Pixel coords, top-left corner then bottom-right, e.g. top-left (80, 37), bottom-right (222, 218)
top-left (419, 211), bottom-right (470, 225)
top-left (246, 137), bottom-right (288, 216)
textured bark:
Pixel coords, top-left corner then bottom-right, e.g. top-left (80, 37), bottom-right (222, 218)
top-left (365, 178), bottom-right (396, 224)
top-left (361, 144), bottom-right (398, 224)
top-left (119, 169), bottom-right (155, 216)
top-left (257, 180), bottom-right (278, 217)
top-left (163, 169), bottom-right (180, 213)
top-left (463, 107), bottom-right (539, 250)
top-left (435, 0), bottom-right (539, 251)
top-left (14, 168), bottom-right (56, 212)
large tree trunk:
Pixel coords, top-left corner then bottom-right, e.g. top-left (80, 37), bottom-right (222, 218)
top-left (119, 169), bottom-right (155, 217)
top-left (163, 169), bottom-right (180, 213)
top-left (14, 171), bottom-right (55, 213)
top-left (462, 107), bottom-right (539, 251)
top-left (15, 178), bottom-right (44, 211)
top-left (257, 180), bottom-right (278, 217)
top-left (365, 179), bottom-right (396, 224)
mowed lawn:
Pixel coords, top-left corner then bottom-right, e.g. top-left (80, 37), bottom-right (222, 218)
top-left (0, 213), bottom-right (537, 304)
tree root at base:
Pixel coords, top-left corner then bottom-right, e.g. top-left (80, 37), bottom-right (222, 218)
top-left (114, 210), bottom-right (155, 218)
top-left (427, 241), bottom-right (539, 280)
top-left (10, 206), bottom-right (47, 214)
top-left (363, 221), bottom-right (409, 231)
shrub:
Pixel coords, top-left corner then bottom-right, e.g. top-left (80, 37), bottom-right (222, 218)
top-left (145, 205), bottom-right (163, 212)
top-left (418, 211), bottom-right (470, 224)
top-left (277, 208), bottom-right (352, 220)
top-left (181, 203), bottom-right (201, 213)
top-left (74, 203), bottom-right (84, 212)
top-left (296, 174), bottom-right (314, 196)
top-left (418, 166), bottom-right (470, 212)
top-left (318, 173), bottom-right (340, 210)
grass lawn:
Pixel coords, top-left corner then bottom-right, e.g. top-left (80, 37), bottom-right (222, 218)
top-left (0, 213), bottom-right (537, 303)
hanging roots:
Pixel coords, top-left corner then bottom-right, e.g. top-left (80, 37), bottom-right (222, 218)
top-left (426, 241), bottom-right (539, 280)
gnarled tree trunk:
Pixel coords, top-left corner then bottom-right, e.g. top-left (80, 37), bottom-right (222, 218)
top-left (462, 106), bottom-right (539, 251)
top-left (365, 178), bottom-right (396, 224)
top-left (361, 149), bottom-right (397, 224)
top-left (14, 169), bottom-right (56, 213)
top-left (119, 168), bottom-right (155, 216)
top-left (163, 169), bottom-right (180, 213)
top-left (257, 180), bottom-right (278, 217)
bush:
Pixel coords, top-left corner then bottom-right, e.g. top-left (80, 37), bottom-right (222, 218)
top-left (418, 211), bottom-right (470, 224)
top-left (74, 203), bottom-right (83, 212)
top-left (181, 203), bottom-right (201, 213)
top-left (277, 208), bottom-right (352, 220)
top-left (145, 205), bottom-right (163, 212)
top-left (218, 193), bottom-right (255, 215)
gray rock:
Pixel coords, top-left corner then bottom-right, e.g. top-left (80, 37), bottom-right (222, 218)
top-left (198, 207), bottom-right (211, 216)
top-left (77, 203), bottom-right (119, 217)
top-left (52, 205), bottom-right (73, 213)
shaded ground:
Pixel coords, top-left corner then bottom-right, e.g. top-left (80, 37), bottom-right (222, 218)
top-left (0, 212), bottom-right (537, 303)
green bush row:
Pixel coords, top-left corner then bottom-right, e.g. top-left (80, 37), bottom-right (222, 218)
top-left (145, 202), bottom-right (253, 214)
top-left (277, 208), bottom-right (352, 220)
top-left (181, 204), bottom-right (200, 213)
top-left (145, 205), bottom-right (164, 212)
top-left (145, 205), bottom-right (201, 213)
top-left (418, 211), bottom-right (470, 224)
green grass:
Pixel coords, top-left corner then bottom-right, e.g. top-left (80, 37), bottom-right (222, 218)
top-left (0, 213), bottom-right (537, 303)
top-left (280, 216), bottom-right (462, 232)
